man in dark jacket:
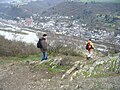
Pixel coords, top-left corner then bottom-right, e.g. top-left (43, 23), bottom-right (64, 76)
top-left (39, 34), bottom-right (48, 61)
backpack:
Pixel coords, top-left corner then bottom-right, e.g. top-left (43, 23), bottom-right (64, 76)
top-left (37, 39), bottom-right (43, 48)
top-left (86, 42), bottom-right (92, 50)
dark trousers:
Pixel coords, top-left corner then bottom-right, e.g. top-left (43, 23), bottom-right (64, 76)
top-left (41, 52), bottom-right (47, 61)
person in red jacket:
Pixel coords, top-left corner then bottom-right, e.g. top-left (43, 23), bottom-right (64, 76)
top-left (86, 39), bottom-right (94, 59)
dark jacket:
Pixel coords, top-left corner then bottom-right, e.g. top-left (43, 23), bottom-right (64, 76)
top-left (40, 38), bottom-right (47, 52)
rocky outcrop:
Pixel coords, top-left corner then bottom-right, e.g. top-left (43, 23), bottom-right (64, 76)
top-left (61, 61), bottom-right (80, 79)
top-left (70, 53), bottom-right (120, 81)
top-left (27, 53), bottom-right (120, 82)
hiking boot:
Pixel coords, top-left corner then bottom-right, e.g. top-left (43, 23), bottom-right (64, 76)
top-left (87, 57), bottom-right (91, 60)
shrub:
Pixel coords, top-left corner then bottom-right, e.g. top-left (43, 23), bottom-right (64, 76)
top-left (0, 35), bottom-right (39, 56)
top-left (48, 44), bottom-right (83, 57)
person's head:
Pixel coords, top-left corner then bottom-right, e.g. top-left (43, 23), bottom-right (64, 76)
top-left (89, 38), bottom-right (91, 41)
top-left (43, 34), bottom-right (47, 39)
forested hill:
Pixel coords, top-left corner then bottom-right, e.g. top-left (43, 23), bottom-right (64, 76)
top-left (41, 2), bottom-right (120, 17)
top-left (0, 0), bottom-right (65, 19)
top-left (0, 0), bottom-right (120, 19)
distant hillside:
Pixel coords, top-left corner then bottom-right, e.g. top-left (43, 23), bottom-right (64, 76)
top-left (0, 0), bottom-right (120, 20)
top-left (20, 0), bottom-right (65, 15)
top-left (0, 0), bottom-right (65, 19)
top-left (0, 3), bottom-right (32, 19)
top-left (0, 0), bottom-right (13, 3)
top-left (80, 0), bottom-right (120, 3)
top-left (41, 1), bottom-right (120, 29)
top-left (42, 2), bottom-right (120, 17)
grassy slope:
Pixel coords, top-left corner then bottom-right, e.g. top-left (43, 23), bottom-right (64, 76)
top-left (0, 51), bottom-right (85, 75)
top-left (0, 54), bottom-right (41, 65)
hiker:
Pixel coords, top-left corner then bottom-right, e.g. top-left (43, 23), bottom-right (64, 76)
top-left (86, 38), bottom-right (94, 59)
top-left (37, 34), bottom-right (48, 61)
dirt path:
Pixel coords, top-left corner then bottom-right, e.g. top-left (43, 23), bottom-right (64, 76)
top-left (0, 62), bottom-right (120, 90)
top-left (0, 63), bottom-right (54, 90)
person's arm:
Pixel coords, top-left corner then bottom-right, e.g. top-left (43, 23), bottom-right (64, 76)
top-left (42, 39), bottom-right (47, 50)
top-left (91, 42), bottom-right (94, 49)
